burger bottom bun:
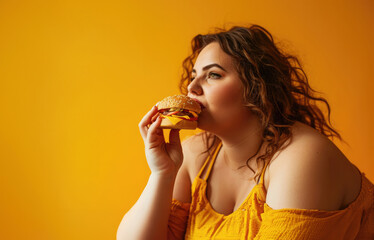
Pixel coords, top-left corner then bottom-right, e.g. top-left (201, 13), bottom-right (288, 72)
top-left (160, 118), bottom-right (197, 130)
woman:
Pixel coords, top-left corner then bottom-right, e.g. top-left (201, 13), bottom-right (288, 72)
top-left (117, 25), bottom-right (374, 239)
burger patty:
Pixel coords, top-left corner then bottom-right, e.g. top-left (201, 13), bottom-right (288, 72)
top-left (159, 108), bottom-right (196, 118)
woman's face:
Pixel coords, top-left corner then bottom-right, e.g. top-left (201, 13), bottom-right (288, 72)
top-left (187, 42), bottom-right (251, 133)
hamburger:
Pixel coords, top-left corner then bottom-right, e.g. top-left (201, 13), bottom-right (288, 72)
top-left (155, 95), bottom-right (202, 129)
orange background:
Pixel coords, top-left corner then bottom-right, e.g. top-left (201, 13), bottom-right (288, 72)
top-left (0, 0), bottom-right (373, 239)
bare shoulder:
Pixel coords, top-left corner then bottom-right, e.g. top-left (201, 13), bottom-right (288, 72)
top-left (172, 132), bottom-right (217, 203)
top-left (266, 121), bottom-right (362, 211)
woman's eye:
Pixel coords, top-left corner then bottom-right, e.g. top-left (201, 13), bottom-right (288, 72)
top-left (208, 72), bottom-right (221, 79)
top-left (190, 72), bottom-right (221, 82)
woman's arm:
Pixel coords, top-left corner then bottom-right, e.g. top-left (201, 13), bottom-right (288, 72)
top-left (117, 105), bottom-right (186, 240)
top-left (117, 136), bottom-right (194, 240)
top-left (116, 172), bottom-right (177, 240)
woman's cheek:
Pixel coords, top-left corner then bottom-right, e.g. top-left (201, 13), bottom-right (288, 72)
top-left (208, 85), bottom-right (243, 120)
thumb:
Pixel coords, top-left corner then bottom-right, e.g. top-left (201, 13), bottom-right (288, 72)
top-left (169, 129), bottom-right (181, 145)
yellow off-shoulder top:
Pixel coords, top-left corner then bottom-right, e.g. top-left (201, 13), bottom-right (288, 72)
top-left (168, 141), bottom-right (374, 240)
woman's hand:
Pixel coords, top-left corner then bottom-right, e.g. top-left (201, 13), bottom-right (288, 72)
top-left (138, 105), bottom-right (183, 177)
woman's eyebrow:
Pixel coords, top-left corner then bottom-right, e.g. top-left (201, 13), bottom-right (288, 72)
top-left (192, 63), bottom-right (227, 73)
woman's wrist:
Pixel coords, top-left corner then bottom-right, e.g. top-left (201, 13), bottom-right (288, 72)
top-left (150, 168), bottom-right (179, 182)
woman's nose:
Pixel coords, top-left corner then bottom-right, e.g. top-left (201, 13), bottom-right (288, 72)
top-left (187, 79), bottom-right (203, 95)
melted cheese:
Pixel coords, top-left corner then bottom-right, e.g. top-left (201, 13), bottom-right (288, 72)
top-left (160, 114), bottom-right (191, 125)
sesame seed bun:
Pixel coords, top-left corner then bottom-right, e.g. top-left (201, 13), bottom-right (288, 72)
top-left (156, 95), bottom-right (201, 113)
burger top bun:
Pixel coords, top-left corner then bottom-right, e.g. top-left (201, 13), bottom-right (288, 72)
top-left (156, 95), bottom-right (201, 113)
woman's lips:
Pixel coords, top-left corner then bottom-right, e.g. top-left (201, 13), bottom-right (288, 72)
top-left (191, 98), bottom-right (205, 110)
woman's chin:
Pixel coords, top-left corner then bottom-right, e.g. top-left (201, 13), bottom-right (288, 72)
top-left (197, 118), bottom-right (213, 132)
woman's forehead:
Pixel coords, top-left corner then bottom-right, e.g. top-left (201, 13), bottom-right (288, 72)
top-left (194, 42), bottom-right (234, 70)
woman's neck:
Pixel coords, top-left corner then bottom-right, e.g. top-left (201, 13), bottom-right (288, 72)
top-left (215, 115), bottom-right (265, 171)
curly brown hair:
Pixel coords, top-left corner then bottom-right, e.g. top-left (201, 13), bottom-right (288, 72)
top-left (179, 24), bottom-right (343, 182)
